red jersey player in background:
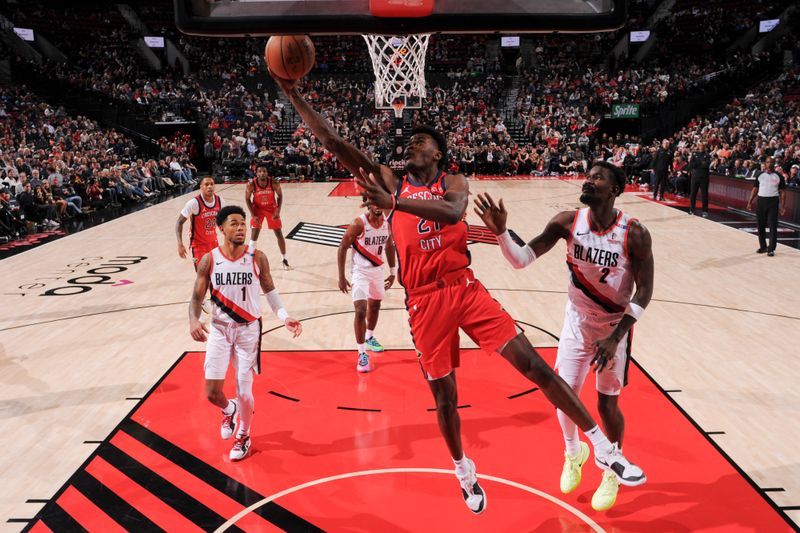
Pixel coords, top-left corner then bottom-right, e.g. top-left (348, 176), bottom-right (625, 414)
top-left (176, 176), bottom-right (225, 270)
top-left (272, 71), bottom-right (645, 514)
top-left (245, 163), bottom-right (291, 270)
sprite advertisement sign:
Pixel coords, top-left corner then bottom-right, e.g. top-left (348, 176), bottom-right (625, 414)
top-left (611, 104), bottom-right (640, 119)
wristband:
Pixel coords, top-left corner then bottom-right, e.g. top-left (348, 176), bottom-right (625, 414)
top-left (389, 266), bottom-right (397, 275)
top-left (390, 195), bottom-right (397, 212)
top-left (625, 302), bottom-right (645, 321)
top-left (277, 308), bottom-right (289, 322)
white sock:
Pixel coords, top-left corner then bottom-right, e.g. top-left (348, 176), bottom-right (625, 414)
top-left (357, 343), bottom-right (365, 354)
top-left (236, 371), bottom-right (254, 438)
top-left (366, 329), bottom-right (374, 340)
top-left (557, 408), bottom-right (582, 456)
top-left (453, 455), bottom-right (469, 474)
top-left (584, 425), bottom-right (612, 457)
top-left (222, 399), bottom-right (235, 416)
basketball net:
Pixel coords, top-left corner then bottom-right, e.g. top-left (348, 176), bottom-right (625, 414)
top-left (362, 34), bottom-right (430, 119)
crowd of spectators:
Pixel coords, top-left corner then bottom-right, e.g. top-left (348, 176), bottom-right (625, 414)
top-left (0, 87), bottom-right (201, 242)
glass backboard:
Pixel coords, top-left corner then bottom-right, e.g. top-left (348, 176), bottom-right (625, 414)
top-left (175, 0), bottom-right (628, 36)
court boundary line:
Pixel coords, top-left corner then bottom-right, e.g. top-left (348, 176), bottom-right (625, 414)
top-left (212, 468), bottom-right (605, 532)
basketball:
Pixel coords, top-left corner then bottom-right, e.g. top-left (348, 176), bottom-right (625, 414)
top-left (264, 35), bottom-right (315, 80)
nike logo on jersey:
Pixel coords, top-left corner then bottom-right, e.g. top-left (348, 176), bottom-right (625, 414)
top-left (576, 230), bottom-right (591, 236)
top-left (215, 261), bottom-right (224, 265)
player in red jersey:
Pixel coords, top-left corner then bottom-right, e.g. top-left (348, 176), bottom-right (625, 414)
top-left (273, 72), bottom-right (645, 514)
top-left (176, 176), bottom-right (225, 270)
top-left (245, 163), bottom-right (291, 270)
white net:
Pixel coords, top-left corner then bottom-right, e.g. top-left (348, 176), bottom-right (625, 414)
top-left (362, 34), bottom-right (430, 118)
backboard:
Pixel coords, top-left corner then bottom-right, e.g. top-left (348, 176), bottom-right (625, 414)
top-left (175, 0), bottom-right (628, 37)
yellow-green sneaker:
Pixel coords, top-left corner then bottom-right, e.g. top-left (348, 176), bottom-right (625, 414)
top-left (560, 441), bottom-right (590, 494)
top-left (592, 470), bottom-right (620, 511)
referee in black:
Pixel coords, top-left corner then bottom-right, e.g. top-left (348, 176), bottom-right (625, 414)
top-left (746, 157), bottom-right (786, 256)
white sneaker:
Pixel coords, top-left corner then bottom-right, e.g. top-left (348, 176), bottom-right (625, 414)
top-left (220, 400), bottom-right (238, 439)
top-left (230, 435), bottom-right (251, 461)
top-left (595, 444), bottom-right (646, 487)
top-left (455, 458), bottom-right (487, 514)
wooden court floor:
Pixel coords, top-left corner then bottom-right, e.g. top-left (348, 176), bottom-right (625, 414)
top-left (1, 179), bottom-right (798, 531)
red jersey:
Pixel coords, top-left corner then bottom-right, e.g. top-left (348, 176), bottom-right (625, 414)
top-left (252, 177), bottom-right (277, 211)
top-left (190, 194), bottom-right (221, 250)
top-left (389, 172), bottom-right (470, 290)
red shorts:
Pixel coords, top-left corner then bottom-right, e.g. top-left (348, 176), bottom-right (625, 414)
top-left (191, 245), bottom-right (215, 270)
top-left (406, 269), bottom-right (520, 380)
top-left (250, 209), bottom-right (281, 230)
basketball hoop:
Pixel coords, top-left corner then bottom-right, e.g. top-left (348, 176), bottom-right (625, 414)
top-left (362, 34), bottom-right (430, 117)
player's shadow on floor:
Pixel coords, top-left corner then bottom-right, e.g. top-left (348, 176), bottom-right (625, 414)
top-left (577, 473), bottom-right (786, 532)
top-left (255, 411), bottom-right (549, 461)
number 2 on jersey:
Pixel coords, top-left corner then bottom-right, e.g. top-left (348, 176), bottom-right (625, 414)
top-left (599, 267), bottom-right (610, 284)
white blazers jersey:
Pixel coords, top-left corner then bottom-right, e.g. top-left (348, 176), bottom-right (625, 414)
top-left (351, 214), bottom-right (390, 272)
top-left (566, 208), bottom-right (636, 316)
top-left (209, 245), bottom-right (262, 324)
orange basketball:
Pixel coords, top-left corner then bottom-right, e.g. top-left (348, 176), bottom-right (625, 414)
top-left (264, 35), bottom-right (315, 80)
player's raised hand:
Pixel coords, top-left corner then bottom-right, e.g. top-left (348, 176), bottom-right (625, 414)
top-left (473, 192), bottom-right (508, 235)
top-left (268, 68), bottom-right (299, 94)
top-left (339, 276), bottom-right (351, 294)
top-left (356, 167), bottom-right (393, 210)
top-left (190, 318), bottom-right (209, 342)
top-left (284, 317), bottom-right (303, 338)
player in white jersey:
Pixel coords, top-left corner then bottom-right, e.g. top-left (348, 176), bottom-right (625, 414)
top-left (475, 161), bottom-right (654, 511)
top-left (338, 200), bottom-right (396, 372)
top-left (189, 205), bottom-right (302, 461)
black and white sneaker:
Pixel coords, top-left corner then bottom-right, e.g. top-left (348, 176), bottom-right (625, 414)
top-left (456, 458), bottom-right (487, 514)
top-left (220, 399), bottom-right (238, 440)
top-left (595, 444), bottom-right (647, 487)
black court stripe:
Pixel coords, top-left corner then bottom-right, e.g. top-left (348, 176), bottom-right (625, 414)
top-left (268, 390), bottom-right (300, 402)
top-left (98, 444), bottom-right (243, 532)
top-left (39, 504), bottom-right (88, 532)
top-left (507, 387), bottom-right (539, 399)
top-left (71, 470), bottom-right (163, 532)
top-left (120, 420), bottom-right (325, 532)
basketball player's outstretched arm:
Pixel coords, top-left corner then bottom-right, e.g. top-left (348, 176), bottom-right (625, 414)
top-left (358, 169), bottom-right (468, 225)
top-left (270, 73), bottom-right (397, 194)
top-left (337, 218), bottom-right (363, 293)
top-left (473, 192), bottom-right (572, 263)
top-left (254, 250), bottom-right (303, 337)
top-left (592, 222), bottom-right (654, 371)
top-left (189, 253), bottom-right (211, 341)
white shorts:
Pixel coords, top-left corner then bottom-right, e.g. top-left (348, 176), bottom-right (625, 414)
top-left (204, 319), bottom-right (262, 380)
top-left (351, 267), bottom-right (385, 302)
top-left (555, 302), bottom-right (632, 396)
